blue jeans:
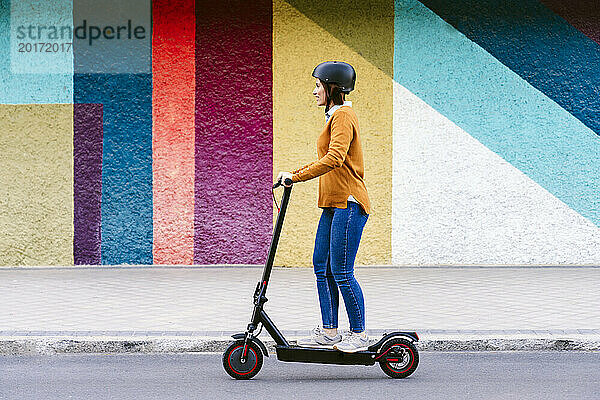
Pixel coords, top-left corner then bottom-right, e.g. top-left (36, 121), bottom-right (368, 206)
top-left (313, 201), bottom-right (369, 333)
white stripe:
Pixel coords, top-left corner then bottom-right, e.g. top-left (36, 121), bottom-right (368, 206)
top-left (392, 81), bottom-right (600, 265)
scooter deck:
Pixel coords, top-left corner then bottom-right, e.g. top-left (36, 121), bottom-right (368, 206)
top-left (276, 345), bottom-right (377, 366)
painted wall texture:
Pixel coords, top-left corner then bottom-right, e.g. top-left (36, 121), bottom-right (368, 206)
top-left (1, 0), bottom-right (599, 266)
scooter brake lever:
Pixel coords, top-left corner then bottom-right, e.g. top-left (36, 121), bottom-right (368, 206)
top-left (272, 178), bottom-right (293, 189)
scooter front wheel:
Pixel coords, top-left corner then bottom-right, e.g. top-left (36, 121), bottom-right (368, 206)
top-left (222, 340), bottom-right (263, 380)
top-left (378, 338), bottom-right (419, 379)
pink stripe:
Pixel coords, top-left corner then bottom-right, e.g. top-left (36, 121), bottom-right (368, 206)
top-left (194, 0), bottom-right (273, 264)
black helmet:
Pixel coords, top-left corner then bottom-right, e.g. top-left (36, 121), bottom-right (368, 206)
top-left (312, 61), bottom-right (356, 93)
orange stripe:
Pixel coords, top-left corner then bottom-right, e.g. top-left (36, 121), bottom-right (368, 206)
top-left (152, 0), bottom-right (195, 264)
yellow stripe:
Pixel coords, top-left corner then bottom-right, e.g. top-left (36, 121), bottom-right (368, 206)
top-left (273, 0), bottom-right (393, 266)
top-left (0, 105), bottom-right (74, 265)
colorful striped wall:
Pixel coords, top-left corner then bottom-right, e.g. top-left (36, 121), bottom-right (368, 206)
top-left (1, 0), bottom-right (599, 266)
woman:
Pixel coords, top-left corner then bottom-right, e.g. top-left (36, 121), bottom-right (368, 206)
top-left (277, 61), bottom-right (371, 353)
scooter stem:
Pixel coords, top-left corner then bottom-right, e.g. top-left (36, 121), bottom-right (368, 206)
top-left (260, 184), bottom-right (292, 288)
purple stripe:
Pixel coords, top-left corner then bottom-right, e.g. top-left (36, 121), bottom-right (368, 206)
top-left (540, 0), bottom-right (600, 46)
top-left (194, 0), bottom-right (273, 264)
top-left (74, 103), bottom-right (103, 265)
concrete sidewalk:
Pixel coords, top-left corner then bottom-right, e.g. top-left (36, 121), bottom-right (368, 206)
top-left (1, 266), bottom-right (599, 354)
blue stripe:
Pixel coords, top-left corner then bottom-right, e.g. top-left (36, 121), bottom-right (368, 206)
top-left (394, 0), bottom-right (600, 225)
top-left (419, 0), bottom-right (600, 137)
top-left (74, 74), bottom-right (153, 264)
top-left (0, 0), bottom-right (73, 104)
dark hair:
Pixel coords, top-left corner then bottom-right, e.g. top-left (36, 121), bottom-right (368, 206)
top-left (323, 82), bottom-right (345, 113)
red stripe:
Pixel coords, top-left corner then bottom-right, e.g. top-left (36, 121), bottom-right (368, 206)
top-left (152, 0), bottom-right (196, 264)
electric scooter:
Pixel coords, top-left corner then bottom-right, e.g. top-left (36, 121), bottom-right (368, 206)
top-left (222, 178), bottom-right (419, 380)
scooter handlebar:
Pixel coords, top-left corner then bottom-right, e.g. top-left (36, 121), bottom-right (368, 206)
top-left (272, 177), bottom-right (293, 189)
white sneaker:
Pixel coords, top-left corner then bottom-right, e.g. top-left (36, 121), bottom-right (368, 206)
top-left (333, 331), bottom-right (369, 353)
top-left (297, 326), bottom-right (342, 347)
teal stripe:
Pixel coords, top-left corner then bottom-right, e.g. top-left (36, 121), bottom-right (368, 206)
top-left (0, 0), bottom-right (73, 104)
top-left (394, 0), bottom-right (600, 226)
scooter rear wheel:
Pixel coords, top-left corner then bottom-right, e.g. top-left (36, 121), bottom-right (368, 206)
top-left (378, 338), bottom-right (419, 379)
top-left (223, 340), bottom-right (263, 380)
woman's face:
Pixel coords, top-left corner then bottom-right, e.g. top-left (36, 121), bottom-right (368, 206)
top-left (313, 78), bottom-right (326, 107)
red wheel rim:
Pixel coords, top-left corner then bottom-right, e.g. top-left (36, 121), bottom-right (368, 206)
top-left (227, 345), bottom-right (258, 375)
top-left (384, 344), bottom-right (414, 373)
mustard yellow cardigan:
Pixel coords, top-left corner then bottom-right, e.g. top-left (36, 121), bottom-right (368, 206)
top-left (291, 106), bottom-right (371, 215)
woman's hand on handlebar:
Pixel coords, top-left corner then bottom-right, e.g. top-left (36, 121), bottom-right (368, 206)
top-left (276, 171), bottom-right (293, 187)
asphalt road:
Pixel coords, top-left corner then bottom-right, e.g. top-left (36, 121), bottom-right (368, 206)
top-left (1, 352), bottom-right (599, 399)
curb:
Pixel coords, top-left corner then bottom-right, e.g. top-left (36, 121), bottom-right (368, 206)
top-left (2, 333), bottom-right (600, 355)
